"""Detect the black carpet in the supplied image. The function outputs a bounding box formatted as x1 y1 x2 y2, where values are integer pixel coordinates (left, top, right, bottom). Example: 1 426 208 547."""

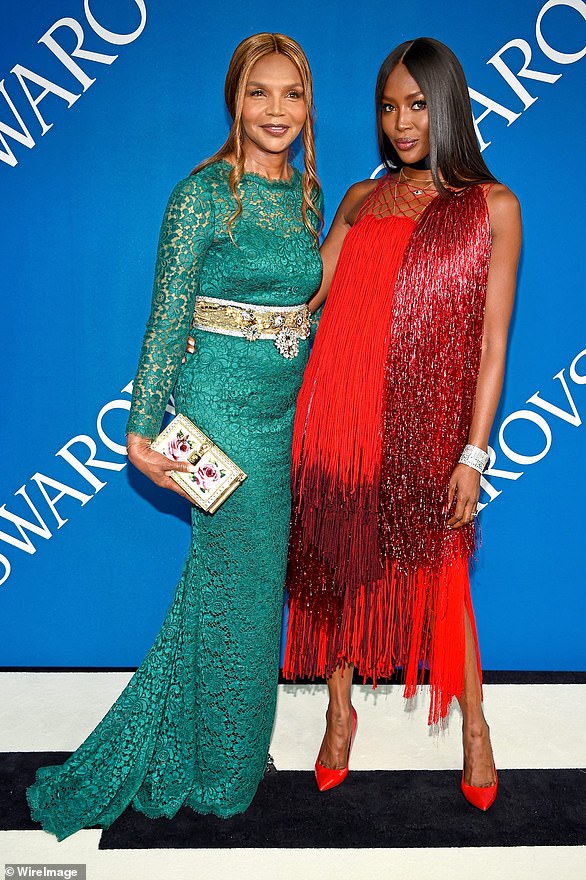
4 753 585 848
0 751 101 835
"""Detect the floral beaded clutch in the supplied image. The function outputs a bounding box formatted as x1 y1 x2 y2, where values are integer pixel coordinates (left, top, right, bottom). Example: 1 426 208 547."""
151 414 247 514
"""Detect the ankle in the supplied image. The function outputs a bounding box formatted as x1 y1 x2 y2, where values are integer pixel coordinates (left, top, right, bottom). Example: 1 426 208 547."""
326 702 352 723
463 719 489 736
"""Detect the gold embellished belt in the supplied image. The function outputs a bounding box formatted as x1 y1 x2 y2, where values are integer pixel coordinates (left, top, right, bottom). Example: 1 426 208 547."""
192 296 311 359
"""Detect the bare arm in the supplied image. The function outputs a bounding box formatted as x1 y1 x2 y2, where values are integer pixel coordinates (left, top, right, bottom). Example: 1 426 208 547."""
448 184 522 528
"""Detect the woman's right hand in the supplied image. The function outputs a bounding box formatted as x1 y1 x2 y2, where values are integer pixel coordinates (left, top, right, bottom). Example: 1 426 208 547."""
126 433 196 503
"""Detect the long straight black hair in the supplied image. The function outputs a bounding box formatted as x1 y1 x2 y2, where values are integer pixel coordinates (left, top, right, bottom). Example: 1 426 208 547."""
375 37 497 195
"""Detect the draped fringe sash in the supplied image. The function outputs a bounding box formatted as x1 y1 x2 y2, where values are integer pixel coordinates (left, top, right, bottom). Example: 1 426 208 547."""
284 185 492 724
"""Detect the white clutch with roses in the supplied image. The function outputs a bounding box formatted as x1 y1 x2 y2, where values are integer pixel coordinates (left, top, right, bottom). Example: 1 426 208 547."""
150 414 247 514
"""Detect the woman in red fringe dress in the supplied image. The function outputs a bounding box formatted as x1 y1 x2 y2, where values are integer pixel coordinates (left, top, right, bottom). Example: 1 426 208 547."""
283 37 522 810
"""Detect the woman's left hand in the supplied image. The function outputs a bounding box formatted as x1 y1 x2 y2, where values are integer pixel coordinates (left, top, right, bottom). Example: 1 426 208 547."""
447 463 481 529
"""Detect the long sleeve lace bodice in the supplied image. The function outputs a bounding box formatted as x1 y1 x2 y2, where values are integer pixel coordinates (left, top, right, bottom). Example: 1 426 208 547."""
126 161 323 439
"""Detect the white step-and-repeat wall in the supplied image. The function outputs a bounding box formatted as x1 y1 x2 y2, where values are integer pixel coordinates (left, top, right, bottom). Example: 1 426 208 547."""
1 0 585 669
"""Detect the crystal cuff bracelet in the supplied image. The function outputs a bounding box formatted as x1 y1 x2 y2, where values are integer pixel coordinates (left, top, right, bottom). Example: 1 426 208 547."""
458 444 489 474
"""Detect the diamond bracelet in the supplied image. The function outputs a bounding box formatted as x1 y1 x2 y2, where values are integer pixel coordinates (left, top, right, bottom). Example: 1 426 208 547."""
458 444 489 474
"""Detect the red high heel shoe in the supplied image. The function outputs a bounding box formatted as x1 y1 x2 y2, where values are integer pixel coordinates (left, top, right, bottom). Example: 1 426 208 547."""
314 706 358 792
461 765 498 811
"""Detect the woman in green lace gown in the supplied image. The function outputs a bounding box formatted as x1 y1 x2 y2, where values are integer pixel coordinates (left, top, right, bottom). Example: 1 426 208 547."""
27 34 323 840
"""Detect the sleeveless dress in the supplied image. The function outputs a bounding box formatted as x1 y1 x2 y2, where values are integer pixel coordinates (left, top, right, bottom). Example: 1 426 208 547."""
27 160 323 840
284 175 488 725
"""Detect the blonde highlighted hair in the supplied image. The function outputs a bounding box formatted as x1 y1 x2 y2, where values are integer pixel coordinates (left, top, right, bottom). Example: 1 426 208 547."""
192 32 322 242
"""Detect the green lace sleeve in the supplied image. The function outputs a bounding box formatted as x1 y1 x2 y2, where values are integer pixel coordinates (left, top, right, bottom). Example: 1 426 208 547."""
126 176 215 439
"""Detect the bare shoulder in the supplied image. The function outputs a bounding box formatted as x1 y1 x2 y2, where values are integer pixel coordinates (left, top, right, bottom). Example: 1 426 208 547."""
486 183 521 234
339 177 381 225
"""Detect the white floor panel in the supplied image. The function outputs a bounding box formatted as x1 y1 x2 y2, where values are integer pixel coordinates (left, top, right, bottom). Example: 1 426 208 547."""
0 833 585 880
0 673 134 753
1 674 584 770
273 682 586 770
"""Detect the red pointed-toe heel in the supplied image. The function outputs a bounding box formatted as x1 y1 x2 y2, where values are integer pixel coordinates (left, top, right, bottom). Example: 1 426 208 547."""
314 706 358 792
461 765 498 811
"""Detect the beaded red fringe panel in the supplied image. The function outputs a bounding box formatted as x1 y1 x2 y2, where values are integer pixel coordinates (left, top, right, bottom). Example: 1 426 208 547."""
379 184 492 571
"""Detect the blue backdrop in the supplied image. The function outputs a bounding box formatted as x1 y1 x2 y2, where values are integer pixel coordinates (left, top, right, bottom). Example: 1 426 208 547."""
1 0 585 669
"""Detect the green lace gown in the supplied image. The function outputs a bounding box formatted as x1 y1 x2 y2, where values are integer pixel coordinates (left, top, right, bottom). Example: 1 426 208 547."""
26 160 323 840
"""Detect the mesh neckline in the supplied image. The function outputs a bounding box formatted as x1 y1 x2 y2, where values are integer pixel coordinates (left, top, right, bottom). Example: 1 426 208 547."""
358 175 492 226
217 159 300 189
364 174 439 223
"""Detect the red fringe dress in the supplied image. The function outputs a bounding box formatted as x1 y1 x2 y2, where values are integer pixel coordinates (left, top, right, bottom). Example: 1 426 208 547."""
283 177 492 725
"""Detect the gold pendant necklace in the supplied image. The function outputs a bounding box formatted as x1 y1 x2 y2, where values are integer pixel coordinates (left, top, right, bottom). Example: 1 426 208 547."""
399 167 435 195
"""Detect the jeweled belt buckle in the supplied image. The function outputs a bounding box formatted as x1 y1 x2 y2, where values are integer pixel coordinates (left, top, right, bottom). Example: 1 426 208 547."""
273 306 310 358
274 328 300 358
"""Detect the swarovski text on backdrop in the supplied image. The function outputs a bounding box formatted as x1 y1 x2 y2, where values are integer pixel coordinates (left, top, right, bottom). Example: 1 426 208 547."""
0 0 147 167
2 2 585 166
